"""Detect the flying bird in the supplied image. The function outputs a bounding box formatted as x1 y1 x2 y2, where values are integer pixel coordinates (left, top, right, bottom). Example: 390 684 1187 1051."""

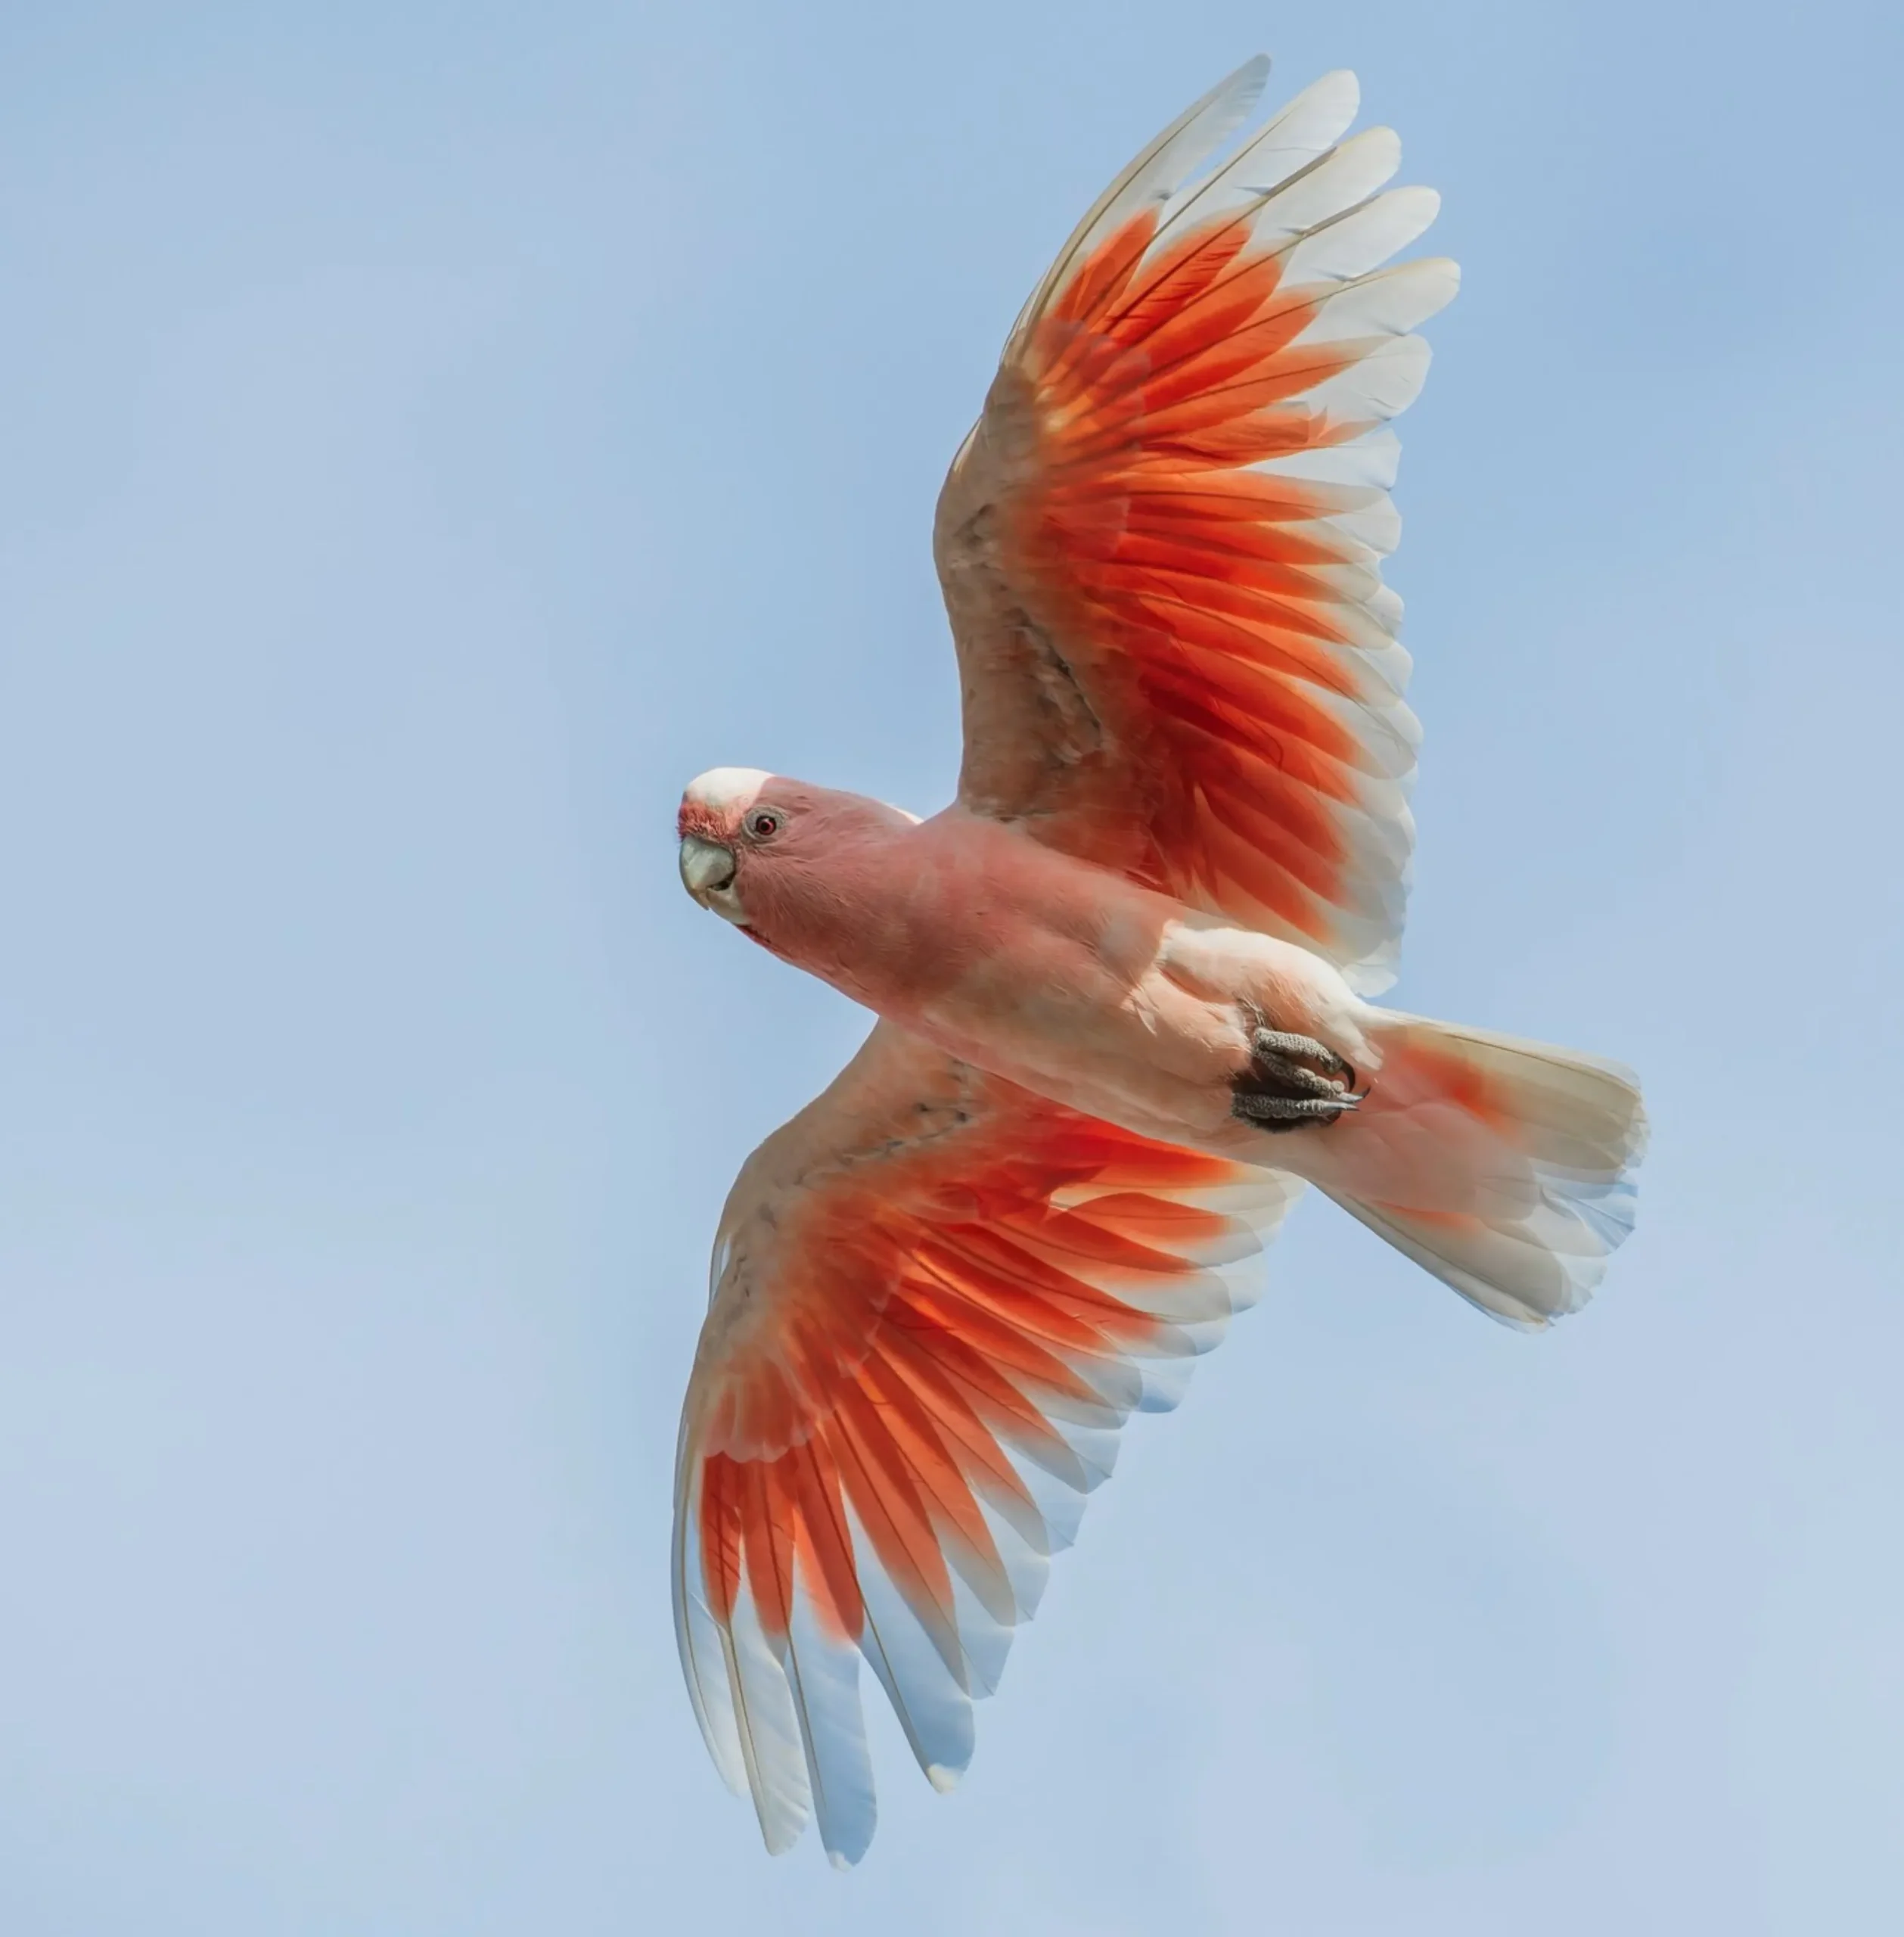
669 58 1645 1866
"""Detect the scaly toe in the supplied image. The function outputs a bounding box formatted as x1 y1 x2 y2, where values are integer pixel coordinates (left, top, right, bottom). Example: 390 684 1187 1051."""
1232 1090 1359 1131
1251 1029 1356 1090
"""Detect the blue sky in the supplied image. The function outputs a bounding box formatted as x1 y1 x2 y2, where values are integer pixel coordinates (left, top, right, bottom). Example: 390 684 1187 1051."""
2 2 1900 1930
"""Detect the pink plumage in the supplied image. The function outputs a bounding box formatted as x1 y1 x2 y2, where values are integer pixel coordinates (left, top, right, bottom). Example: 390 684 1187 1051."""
669 60 1645 1867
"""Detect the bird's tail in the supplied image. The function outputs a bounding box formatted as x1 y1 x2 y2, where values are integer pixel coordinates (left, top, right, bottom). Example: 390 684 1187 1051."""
1304 1012 1648 1327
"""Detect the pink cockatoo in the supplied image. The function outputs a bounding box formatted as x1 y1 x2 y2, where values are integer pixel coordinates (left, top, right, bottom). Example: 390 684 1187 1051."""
669 58 1645 1866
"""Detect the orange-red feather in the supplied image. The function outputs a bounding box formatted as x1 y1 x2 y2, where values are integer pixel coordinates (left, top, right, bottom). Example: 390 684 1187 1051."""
687 1090 1257 1659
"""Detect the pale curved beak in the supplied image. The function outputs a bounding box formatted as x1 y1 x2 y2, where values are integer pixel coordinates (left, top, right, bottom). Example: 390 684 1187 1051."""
679 833 738 902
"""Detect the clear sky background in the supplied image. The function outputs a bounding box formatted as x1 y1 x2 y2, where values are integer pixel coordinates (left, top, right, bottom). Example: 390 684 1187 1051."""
2 3 1900 1931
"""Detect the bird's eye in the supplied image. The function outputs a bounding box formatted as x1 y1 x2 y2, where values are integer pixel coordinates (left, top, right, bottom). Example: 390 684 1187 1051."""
745 809 781 840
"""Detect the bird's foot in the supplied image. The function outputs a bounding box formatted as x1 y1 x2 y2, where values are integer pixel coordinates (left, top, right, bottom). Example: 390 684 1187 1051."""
1232 1029 1365 1133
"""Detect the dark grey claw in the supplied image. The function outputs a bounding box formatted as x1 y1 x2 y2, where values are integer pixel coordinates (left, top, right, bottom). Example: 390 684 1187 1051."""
1232 1026 1365 1133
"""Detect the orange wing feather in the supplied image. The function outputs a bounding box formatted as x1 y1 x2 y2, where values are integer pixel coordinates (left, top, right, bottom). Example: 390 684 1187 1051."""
936 68 1455 991
672 1024 1299 1864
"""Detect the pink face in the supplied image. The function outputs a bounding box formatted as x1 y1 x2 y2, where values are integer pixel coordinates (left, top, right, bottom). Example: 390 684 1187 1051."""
676 766 790 929
677 766 922 951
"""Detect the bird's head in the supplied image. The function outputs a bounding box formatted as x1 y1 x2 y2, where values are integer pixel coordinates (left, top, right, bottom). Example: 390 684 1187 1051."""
676 767 918 941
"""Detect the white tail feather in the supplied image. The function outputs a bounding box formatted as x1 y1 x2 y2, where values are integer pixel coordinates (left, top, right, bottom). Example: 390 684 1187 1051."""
1307 1013 1647 1328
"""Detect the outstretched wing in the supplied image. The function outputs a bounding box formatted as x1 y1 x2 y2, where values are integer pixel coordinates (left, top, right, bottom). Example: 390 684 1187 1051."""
672 1023 1301 1865
935 60 1455 993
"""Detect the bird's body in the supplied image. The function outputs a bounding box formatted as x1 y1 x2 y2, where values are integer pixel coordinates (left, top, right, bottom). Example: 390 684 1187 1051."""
665 59 1648 1867
686 782 1359 1150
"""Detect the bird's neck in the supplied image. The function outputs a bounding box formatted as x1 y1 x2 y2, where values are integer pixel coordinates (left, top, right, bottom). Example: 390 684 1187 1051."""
740 816 955 1012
